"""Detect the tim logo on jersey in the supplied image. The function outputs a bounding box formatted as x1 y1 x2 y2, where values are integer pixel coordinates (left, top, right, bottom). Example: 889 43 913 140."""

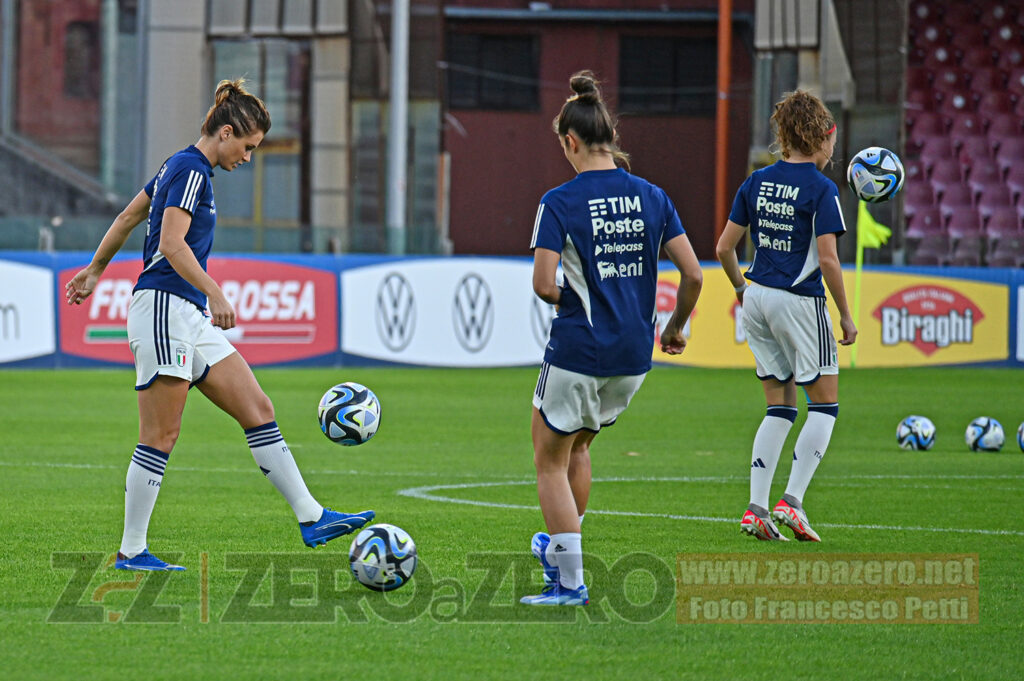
756 181 798 218
589 196 646 241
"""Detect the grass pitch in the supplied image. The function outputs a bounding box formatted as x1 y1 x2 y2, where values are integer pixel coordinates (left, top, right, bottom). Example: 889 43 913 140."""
1 366 1022 680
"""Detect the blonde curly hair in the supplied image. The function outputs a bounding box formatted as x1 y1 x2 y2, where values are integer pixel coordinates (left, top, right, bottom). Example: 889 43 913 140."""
770 90 835 159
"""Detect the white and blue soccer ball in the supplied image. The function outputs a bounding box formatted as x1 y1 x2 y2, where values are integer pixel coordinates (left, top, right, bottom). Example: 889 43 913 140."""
349 523 417 591
965 417 1004 452
318 382 381 445
897 415 936 451
847 146 905 203
1017 422 1024 453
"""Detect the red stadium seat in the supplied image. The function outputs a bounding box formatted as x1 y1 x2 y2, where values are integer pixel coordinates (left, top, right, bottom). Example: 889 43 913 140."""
948 113 986 144
1006 67 1024 98
906 66 934 92
909 1 937 24
905 88 938 113
966 160 1004 197
994 137 1024 174
978 187 1015 223
949 24 987 51
932 67 972 95
914 22 949 48
979 4 1019 30
904 157 928 183
985 112 1023 137
960 46 998 69
1005 165 1024 202
950 238 983 267
929 161 964 196
904 180 938 211
945 205 983 239
996 45 1024 70
909 235 951 266
919 135 955 162
935 93 976 116
922 45 958 70
985 206 1022 240
958 136 995 167
976 91 1014 118
985 234 1024 267
937 182 973 205
906 206 945 241
969 67 1007 93
991 23 1023 50
944 3 980 28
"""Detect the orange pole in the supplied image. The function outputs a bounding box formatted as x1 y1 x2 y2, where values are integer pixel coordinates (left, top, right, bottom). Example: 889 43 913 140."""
714 0 734 243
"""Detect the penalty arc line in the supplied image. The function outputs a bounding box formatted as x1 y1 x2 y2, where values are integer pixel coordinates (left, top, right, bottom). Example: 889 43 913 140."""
396 478 1024 537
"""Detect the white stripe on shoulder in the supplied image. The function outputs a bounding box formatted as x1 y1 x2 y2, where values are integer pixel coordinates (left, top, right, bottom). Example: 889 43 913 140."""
180 170 203 212
833 195 847 232
530 203 545 248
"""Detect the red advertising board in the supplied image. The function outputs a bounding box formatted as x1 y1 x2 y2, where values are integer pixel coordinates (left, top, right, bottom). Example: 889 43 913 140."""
59 257 337 365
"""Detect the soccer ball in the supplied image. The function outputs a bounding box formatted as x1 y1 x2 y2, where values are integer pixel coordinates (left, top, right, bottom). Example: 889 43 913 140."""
1017 422 1024 452
847 147 905 203
897 415 936 451
965 417 1004 452
317 382 381 445
349 523 417 592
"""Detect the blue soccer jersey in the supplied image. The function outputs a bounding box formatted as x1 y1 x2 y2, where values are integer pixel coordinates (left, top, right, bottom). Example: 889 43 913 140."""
728 161 846 297
134 146 216 310
530 167 685 376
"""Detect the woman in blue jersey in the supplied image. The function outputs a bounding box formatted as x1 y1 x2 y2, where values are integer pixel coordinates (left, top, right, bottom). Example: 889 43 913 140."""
65 79 373 571
716 90 857 543
521 72 703 606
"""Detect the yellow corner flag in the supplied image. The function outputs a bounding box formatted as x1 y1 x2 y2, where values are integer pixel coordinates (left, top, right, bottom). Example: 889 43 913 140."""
856 200 892 249
851 201 891 367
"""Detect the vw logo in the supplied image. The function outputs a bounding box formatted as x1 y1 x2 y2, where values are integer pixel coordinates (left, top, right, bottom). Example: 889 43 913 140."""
530 297 555 349
452 273 493 353
375 273 415 352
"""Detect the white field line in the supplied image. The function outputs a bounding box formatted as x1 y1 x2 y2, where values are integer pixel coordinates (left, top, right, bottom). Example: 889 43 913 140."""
396 478 1024 537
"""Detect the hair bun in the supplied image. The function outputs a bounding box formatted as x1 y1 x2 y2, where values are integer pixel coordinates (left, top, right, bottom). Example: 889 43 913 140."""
569 70 600 101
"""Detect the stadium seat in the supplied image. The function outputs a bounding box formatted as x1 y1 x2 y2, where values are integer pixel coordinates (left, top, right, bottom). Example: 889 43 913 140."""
949 236 983 267
949 25 987 52
994 137 1024 175
1005 165 1024 201
979 4 1019 30
929 161 964 196
909 1 936 24
984 206 1022 241
988 234 1024 266
914 22 949 48
905 88 938 113
977 187 1015 223
957 136 995 167
1006 67 1024 98
960 46 998 70
996 45 1024 70
937 182 973 206
945 205 984 239
906 66 934 92
904 157 927 183
991 24 1023 51
969 67 1007 94
906 206 945 241
966 160 1004 197
935 93 975 117
908 235 951 266
907 113 948 155
943 3 980 28
904 181 938 211
922 46 957 70
919 135 955 164
932 67 972 95
948 114 986 146
985 112 1023 138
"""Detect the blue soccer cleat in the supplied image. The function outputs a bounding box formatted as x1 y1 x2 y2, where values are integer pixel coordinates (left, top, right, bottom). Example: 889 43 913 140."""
520 583 589 606
115 548 185 571
300 507 375 548
530 532 560 586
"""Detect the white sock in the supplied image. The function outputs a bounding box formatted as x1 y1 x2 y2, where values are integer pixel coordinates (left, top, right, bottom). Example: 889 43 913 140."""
246 422 322 523
546 532 583 590
119 445 169 557
749 406 797 509
784 404 838 503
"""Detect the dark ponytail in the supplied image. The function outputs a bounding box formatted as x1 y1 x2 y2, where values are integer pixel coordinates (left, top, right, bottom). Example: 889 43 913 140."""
201 78 272 137
553 71 630 170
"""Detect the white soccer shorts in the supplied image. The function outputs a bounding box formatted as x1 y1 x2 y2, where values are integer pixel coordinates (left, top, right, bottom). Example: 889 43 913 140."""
532 362 646 435
741 283 839 385
127 288 236 390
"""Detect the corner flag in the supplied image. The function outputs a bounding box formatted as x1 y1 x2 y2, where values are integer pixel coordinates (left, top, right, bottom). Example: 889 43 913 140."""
852 201 891 366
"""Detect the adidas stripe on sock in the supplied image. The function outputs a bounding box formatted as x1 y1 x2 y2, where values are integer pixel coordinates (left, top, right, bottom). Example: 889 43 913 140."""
245 421 322 523
119 444 169 558
749 406 797 509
